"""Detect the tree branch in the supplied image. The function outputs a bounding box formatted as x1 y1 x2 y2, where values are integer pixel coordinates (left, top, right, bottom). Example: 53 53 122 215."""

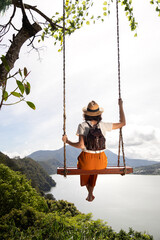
0 0 43 86
0 5 17 41
0 22 42 86
15 2 63 30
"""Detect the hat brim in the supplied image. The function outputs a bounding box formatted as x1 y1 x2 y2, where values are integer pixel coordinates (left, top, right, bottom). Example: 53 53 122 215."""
82 107 104 116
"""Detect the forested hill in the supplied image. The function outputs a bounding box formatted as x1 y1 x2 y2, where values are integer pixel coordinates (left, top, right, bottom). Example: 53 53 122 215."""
0 164 153 239
29 146 159 174
133 163 160 175
0 152 56 192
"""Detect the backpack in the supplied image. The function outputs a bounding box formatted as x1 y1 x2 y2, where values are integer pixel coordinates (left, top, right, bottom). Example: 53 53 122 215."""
84 122 106 151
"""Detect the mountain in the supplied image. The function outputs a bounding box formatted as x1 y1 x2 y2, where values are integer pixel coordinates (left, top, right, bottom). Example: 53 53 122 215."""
0 152 56 192
28 146 159 174
133 163 160 175
29 146 81 167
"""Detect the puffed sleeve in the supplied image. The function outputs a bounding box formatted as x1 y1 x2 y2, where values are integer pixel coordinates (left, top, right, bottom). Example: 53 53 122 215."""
76 123 85 136
105 122 113 131
100 122 113 133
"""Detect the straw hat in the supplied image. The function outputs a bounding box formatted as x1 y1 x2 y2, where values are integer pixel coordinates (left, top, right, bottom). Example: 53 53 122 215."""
82 101 104 116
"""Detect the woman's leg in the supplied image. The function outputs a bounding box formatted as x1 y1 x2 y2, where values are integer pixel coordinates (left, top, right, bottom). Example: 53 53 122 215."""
86 185 95 201
80 175 97 201
86 175 97 202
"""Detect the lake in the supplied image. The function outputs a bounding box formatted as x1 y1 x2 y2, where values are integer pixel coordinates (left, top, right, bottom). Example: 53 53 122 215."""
48 174 160 240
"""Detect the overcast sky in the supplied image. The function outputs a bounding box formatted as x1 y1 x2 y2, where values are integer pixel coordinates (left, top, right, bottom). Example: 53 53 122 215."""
0 0 160 162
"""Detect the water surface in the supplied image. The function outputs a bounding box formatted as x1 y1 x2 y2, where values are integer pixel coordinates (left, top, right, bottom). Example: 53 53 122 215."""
49 174 160 239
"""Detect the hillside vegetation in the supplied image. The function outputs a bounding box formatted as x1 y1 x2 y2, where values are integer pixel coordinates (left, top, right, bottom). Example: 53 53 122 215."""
0 164 153 239
0 152 56 192
134 163 160 175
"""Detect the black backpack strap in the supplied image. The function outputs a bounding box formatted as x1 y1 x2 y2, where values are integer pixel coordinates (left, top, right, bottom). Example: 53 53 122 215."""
86 121 99 129
85 121 92 128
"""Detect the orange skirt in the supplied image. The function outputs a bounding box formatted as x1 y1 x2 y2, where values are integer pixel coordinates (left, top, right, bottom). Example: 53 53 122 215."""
77 151 107 187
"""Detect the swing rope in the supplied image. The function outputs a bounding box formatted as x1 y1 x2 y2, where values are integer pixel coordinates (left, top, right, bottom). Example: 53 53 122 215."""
116 0 126 171
63 0 67 177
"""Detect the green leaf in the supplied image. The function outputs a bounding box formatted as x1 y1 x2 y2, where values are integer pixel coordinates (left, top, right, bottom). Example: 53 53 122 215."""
134 33 137 37
125 6 129 11
128 16 132 21
24 67 28 77
24 82 30 95
65 0 69 6
19 69 22 77
103 12 107 16
41 34 44 41
26 101 36 110
11 92 21 98
103 1 107 5
86 21 90 25
27 81 31 89
103 7 107 11
16 80 24 94
3 91 8 101
1 55 10 72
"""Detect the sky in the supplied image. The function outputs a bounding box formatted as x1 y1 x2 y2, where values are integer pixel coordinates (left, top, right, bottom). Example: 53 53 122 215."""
0 0 160 161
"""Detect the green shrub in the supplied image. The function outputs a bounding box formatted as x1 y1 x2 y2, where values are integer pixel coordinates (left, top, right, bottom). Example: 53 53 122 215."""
46 199 81 216
0 164 48 217
0 164 153 240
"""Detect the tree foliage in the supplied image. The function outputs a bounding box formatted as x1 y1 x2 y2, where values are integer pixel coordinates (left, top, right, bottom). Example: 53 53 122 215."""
0 163 154 239
150 0 160 16
0 0 12 13
0 152 56 192
0 164 48 217
0 61 35 110
40 0 138 50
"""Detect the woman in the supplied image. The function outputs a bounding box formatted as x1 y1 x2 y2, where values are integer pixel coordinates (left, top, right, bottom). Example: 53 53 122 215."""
62 99 126 202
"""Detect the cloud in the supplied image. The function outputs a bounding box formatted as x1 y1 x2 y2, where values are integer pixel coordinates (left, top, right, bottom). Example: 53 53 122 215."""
125 129 156 147
115 125 160 161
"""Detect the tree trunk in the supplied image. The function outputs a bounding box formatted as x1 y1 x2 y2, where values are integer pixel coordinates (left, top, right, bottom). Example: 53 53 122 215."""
0 22 41 85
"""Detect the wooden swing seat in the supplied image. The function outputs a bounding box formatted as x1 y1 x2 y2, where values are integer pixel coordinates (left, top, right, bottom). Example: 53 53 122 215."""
57 166 133 175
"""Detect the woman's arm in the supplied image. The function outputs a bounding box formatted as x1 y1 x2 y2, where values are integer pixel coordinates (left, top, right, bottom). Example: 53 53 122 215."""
62 134 85 149
112 99 126 130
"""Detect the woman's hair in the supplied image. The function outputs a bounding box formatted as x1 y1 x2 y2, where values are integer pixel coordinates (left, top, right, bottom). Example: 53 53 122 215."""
84 114 102 122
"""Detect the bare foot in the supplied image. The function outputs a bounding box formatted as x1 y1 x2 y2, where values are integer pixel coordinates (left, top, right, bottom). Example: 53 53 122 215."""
86 196 89 201
86 195 95 202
